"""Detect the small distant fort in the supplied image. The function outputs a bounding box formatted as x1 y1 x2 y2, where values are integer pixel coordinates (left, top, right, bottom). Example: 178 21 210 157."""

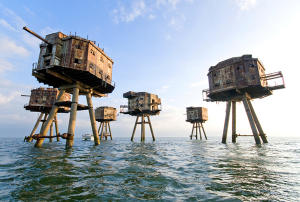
120 91 161 141
186 107 208 140
95 106 117 140
202 54 285 144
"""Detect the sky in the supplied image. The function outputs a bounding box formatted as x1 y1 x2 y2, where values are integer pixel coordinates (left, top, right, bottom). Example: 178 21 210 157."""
0 0 299 140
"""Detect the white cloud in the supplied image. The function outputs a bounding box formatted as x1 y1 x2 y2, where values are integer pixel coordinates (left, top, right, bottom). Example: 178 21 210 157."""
149 14 156 20
235 0 259 10
190 80 208 87
160 85 170 92
0 60 15 73
165 33 172 40
0 19 17 31
41 26 57 36
23 5 34 15
166 12 186 29
2 7 26 30
111 0 146 23
0 37 30 58
168 0 181 9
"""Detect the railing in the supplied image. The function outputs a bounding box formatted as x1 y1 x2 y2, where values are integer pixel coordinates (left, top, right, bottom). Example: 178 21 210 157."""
202 88 211 101
262 71 285 90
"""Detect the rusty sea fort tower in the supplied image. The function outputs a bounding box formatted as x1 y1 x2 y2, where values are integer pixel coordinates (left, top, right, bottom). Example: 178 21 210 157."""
23 87 71 142
202 55 285 144
23 27 115 147
120 91 161 141
186 107 208 140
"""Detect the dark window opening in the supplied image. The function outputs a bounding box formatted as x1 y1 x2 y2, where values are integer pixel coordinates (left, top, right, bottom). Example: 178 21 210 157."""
214 83 220 87
251 75 256 80
76 45 84 49
226 80 232 84
74 59 82 64
237 66 242 70
89 63 94 69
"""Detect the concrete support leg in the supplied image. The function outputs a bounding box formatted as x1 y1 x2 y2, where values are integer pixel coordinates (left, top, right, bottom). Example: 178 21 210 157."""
190 123 195 140
247 99 268 143
49 122 53 142
35 90 66 148
242 97 261 144
141 115 145 141
222 101 232 144
54 115 60 141
100 122 104 140
131 116 139 141
86 93 100 145
105 122 108 140
201 123 207 140
28 112 44 142
147 116 155 141
195 122 198 140
66 88 79 147
108 122 113 140
198 122 202 140
98 122 103 139
40 113 48 133
232 101 237 143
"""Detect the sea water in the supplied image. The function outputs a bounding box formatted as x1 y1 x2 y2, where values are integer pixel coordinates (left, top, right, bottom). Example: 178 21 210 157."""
0 136 299 201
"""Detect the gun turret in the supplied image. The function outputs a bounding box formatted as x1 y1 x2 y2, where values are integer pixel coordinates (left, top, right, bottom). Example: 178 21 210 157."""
23 26 52 45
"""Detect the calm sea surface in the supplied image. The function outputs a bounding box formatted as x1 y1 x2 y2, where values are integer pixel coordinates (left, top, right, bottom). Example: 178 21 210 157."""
0 136 299 201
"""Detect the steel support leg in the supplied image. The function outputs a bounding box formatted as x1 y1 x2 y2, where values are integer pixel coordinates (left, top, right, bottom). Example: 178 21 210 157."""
131 116 139 141
232 101 237 143
35 90 66 148
86 93 100 145
28 112 44 142
105 122 108 140
66 88 79 147
247 99 268 143
98 122 103 140
222 101 232 143
201 123 207 140
54 115 60 141
147 116 155 141
242 97 261 144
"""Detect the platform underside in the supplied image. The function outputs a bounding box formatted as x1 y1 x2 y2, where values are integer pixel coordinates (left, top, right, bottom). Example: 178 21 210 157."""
207 86 274 102
186 119 206 123
24 106 69 113
32 66 114 94
96 119 115 122
121 110 161 116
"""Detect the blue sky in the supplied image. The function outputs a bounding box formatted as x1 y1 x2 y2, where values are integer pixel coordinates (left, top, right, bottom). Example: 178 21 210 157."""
0 0 299 139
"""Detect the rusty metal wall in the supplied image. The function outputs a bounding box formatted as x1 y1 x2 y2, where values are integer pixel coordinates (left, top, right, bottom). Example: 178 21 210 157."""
36 32 114 85
208 55 266 94
28 87 70 107
126 92 161 112
95 107 117 121
186 107 208 122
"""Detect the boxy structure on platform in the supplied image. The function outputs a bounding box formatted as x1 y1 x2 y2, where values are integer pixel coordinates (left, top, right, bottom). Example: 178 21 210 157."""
202 55 285 144
186 107 208 140
95 106 117 140
120 91 162 141
24 27 115 147
24 87 71 142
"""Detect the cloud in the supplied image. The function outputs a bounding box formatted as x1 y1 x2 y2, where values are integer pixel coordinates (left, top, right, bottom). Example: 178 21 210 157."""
190 80 208 87
2 6 26 30
41 26 57 36
168 0 181 9
111 0 146 23
0 37 30 58
166 12 186 30
0 19 17 31
165 33 172 40
160 85 170 92
23 5 34 15
148 14 156 20
235 0 258 10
